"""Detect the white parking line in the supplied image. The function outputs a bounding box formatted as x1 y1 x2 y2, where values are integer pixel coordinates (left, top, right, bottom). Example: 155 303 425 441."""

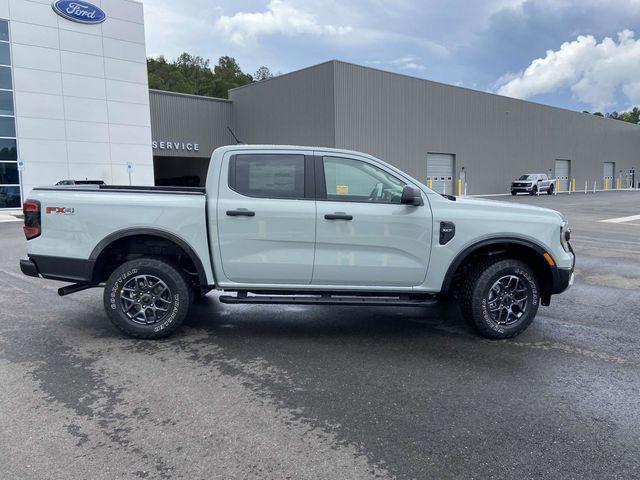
600 214 640 224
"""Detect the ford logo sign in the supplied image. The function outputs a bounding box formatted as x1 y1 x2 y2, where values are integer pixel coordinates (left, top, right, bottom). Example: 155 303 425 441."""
51 1 106 24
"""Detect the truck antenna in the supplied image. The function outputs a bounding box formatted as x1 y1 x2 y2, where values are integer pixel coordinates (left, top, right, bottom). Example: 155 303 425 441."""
227 126 243 144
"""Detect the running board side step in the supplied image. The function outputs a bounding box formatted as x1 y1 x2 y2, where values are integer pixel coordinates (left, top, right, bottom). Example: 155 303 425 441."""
219 293 438 307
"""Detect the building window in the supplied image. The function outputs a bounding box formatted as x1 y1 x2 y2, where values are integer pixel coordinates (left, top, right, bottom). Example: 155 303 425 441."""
0 21 7 42
0 90 13 116
0 185 19 208
0 19 19 209
0 161 17 183
0 66 11 90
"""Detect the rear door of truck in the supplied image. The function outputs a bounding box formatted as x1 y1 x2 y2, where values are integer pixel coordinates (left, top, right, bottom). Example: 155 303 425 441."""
215 149 316 285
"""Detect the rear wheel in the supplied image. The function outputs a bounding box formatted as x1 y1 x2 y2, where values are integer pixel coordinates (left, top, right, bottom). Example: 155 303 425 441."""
104 258 193 339
460 258 540 339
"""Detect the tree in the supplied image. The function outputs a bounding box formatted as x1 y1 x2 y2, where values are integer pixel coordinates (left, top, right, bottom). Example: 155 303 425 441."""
585 108 640 123
147 53 260 99
212 56 254 98
254 66 274 82
607 107 640 124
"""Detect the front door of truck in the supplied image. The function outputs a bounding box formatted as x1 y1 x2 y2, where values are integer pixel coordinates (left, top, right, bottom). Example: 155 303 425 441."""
217 151 316 285
312 154 432 287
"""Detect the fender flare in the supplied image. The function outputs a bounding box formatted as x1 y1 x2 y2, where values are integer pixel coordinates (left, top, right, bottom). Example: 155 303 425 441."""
89 228 209 287
440 236 558 293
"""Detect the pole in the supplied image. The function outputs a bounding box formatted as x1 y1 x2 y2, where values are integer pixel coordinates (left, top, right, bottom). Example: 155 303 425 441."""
593 181 596 193
18 169 24 207
584 181 587 194
128 170 131 186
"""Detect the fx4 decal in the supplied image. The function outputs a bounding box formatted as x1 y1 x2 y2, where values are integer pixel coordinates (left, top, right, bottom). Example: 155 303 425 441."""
46 207 75 215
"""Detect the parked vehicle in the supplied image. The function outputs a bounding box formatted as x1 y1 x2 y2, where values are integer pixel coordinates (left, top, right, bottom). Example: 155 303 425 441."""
55 180 106 186
511 174 555 195
20 145 574 340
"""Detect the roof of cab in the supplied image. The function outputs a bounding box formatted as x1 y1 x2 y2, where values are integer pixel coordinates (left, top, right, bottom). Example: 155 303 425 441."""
212 144 378 159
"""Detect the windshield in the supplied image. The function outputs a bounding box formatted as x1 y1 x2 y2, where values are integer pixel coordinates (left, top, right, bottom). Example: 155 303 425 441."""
518 175 533 180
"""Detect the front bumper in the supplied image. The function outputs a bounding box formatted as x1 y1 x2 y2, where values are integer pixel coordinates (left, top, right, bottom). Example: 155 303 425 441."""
553 268 574 294
551 243 575 294
511 184 533 192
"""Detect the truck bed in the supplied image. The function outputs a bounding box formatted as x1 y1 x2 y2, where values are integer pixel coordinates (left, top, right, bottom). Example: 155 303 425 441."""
34 185 206 195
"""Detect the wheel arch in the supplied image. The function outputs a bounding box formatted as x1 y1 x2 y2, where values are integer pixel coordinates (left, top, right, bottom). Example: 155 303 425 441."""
89 228 209 287
441 236 559 304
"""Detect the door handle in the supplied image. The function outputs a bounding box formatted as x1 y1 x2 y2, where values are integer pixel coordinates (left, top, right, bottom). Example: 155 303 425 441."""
226 209 255 217
324 213 353 221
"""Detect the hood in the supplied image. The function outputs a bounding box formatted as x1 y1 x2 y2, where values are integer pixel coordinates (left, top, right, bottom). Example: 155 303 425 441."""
441 196 565 223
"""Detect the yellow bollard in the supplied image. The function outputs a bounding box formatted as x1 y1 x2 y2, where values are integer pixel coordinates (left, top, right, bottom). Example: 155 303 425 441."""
428 178 433 189
604 178 608 190
556 178 560 192
616 177 621 190
457 178 462 197
572 178 576 192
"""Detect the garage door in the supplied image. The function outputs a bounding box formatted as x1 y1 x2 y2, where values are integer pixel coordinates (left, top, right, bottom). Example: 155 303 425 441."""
603 162 615 188
427 154 454 194
555 159 570 192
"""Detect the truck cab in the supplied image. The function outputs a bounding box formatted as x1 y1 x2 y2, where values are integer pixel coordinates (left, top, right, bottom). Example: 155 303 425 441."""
20 145 575 340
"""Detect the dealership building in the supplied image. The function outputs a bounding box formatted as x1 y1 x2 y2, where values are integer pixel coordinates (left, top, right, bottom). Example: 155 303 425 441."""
2 0 639 209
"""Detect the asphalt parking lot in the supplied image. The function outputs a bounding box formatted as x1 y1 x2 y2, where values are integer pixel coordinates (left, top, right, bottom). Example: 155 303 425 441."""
1 191 639 480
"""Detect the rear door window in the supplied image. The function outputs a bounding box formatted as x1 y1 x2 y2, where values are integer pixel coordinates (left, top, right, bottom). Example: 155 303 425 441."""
230 154 305 199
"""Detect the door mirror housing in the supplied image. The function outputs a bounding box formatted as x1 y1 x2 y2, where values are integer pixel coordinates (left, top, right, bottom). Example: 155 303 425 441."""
400 185 422 206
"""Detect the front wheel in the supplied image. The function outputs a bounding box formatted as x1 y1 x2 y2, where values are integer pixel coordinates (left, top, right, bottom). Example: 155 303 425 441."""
530 186 538 195
104 258 193 339
460 258 540 339
547 184 554 195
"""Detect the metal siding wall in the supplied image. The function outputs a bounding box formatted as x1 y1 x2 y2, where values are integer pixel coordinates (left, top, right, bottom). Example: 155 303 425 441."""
229 62 336 148
149 90 234 158
332 62 640 194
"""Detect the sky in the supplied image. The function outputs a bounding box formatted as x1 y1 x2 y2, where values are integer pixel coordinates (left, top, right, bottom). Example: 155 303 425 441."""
142 0 640 113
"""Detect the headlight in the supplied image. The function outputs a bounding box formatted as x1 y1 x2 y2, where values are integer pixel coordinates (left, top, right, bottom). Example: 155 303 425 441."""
560 221 571 252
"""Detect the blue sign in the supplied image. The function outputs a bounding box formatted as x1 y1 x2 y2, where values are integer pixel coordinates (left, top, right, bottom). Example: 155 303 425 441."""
51 1 106 24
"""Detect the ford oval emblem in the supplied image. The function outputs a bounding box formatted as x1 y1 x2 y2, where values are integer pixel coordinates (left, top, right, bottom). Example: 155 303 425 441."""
51 1 106 24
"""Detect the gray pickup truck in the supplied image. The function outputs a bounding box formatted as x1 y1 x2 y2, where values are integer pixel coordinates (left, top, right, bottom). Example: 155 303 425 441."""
511 173 555 195
20 145 574 340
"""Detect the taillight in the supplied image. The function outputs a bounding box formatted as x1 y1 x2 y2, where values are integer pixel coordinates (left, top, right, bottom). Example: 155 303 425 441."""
23 200 41 240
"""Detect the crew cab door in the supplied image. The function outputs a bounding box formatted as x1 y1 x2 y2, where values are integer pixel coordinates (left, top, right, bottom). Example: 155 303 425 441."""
312 153 432 287
216 150 316 284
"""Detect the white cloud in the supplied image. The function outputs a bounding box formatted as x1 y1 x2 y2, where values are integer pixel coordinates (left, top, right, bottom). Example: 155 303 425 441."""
496 29 640 110
215 0 352 45
391 56 427 71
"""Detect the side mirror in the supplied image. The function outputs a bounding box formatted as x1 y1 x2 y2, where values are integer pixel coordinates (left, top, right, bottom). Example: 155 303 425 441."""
400 185 422 206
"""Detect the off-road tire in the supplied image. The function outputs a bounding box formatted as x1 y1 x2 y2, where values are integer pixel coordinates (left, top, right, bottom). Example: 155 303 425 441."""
460 257 540 339
104 258 193 339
